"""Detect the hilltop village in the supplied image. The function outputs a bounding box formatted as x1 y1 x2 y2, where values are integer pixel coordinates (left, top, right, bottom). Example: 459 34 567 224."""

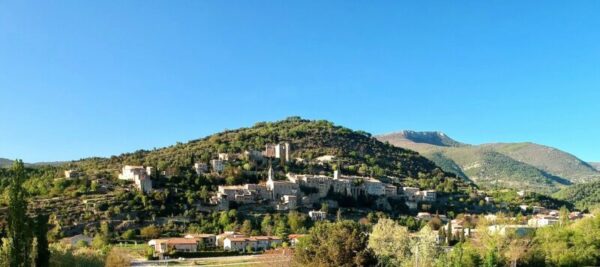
55 142 592 261
107 142 438 213
3 118 598 266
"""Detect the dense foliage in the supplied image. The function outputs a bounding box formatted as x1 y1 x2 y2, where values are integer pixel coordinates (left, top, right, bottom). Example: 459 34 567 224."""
554 180 600 210
294 220 376 266
70 117 457 182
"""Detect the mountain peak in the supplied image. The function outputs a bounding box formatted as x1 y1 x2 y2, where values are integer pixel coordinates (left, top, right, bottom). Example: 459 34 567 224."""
378 130 465 147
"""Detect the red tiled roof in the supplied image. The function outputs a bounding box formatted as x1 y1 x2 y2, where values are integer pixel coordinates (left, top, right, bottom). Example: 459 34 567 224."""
288 234 306 239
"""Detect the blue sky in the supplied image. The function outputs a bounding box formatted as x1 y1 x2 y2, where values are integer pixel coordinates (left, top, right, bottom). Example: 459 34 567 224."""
1 1 599 162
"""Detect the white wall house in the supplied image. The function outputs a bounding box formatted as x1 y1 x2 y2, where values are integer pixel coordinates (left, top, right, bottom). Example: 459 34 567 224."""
309 210 327 221
223 236 282 252
119 165 152 193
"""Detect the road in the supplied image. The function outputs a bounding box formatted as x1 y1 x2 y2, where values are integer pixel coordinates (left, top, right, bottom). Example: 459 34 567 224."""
131 254 291 267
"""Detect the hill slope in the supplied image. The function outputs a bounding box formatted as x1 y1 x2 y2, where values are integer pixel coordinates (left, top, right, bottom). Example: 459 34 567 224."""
378 131 465 147
376 131 600 193
0 158 12 168
554 180 600 210
590 162 600 171
72 117 460 185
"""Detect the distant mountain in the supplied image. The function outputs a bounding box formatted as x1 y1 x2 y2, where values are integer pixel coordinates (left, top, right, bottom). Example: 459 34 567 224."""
0 158 13 168
0 158 65 168
378 131 465 147
376 132 600 193
590 162 600 171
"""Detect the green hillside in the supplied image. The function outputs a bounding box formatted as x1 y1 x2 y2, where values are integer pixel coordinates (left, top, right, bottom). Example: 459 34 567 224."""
486 143 600 183
72 117 454 183
427 147 568 194
554 180 600 210
377 131 599 193
0 118 475 242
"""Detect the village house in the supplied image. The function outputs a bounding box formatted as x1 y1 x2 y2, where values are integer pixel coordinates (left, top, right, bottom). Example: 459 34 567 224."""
210 159 224 173
216 231 246 247
184 233 217 248
276 194 297 210
223 236 282 252
444 219 474 238
402 187 437 202
402 187 420 201
287 170 396 199
148 238 199 254
416 212 432 221
528 215 559 227
264 142 291 162
488 225 536 237
64 169 81 179
418 190 437 202
193 162 208 175
288 234 306 247
118 165 152 193
315 155 336 164
309 210 327 221
244 150 264 161
218 153 230 161
267 167 299 199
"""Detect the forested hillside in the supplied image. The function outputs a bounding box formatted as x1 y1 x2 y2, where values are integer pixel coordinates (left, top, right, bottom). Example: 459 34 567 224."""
377 131 600 193
71 117 458 184
554 180 600 210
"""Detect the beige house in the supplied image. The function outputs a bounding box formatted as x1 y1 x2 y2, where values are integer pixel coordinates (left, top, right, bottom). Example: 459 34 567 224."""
148 238 199 254
223 236 282 252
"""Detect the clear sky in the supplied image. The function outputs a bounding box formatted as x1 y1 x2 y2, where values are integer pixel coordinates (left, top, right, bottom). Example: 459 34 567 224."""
1 1 599 162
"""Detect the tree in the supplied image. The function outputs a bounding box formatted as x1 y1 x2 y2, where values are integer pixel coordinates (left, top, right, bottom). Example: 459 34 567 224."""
559 206 569 226
105 248 131 267
368 218 411 266
140 225 161 239
240 220 253 237
274 220 289 241
120 229 136 240
412 225 440 267
287 211 307 234
294 220 375 267
261 215 274 236
33 214 49 267
6 160 32 267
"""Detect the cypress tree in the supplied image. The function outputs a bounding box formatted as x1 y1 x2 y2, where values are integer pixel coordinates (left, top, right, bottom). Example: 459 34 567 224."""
34 214 49 267
6 160 32 267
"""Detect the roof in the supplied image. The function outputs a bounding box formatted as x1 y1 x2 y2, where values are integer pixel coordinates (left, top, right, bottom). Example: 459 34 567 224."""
288 234 306 239
153 238 199 245
185 233 216 238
